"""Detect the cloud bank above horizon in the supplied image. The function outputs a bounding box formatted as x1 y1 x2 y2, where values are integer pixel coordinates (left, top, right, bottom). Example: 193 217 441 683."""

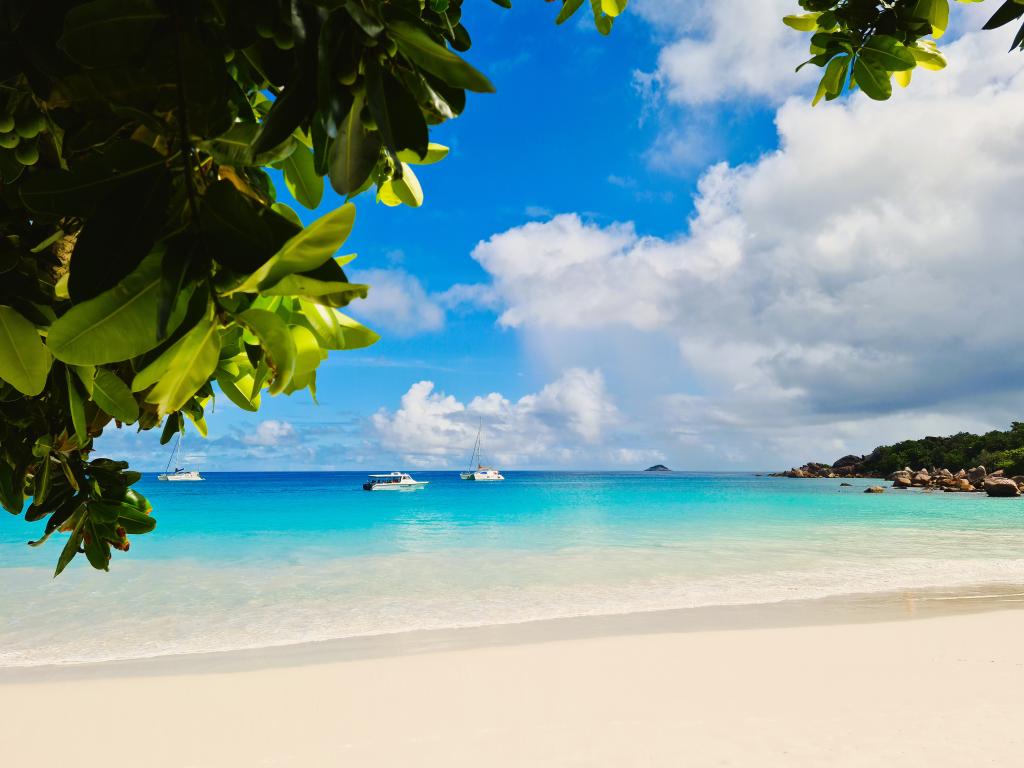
99 3 1024 472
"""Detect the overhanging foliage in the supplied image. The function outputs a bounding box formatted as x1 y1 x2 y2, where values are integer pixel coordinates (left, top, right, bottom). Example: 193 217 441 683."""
0 0 623 575
784 0 1024 102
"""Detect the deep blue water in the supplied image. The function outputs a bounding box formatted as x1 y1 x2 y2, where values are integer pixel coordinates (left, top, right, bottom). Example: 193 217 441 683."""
2 472 1023 665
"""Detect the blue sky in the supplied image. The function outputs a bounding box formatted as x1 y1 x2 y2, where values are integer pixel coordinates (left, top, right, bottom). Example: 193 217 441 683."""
102 1 1024 471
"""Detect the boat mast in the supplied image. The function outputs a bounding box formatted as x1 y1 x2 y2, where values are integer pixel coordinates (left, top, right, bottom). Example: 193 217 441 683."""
468 420 482 470
165 431 183 473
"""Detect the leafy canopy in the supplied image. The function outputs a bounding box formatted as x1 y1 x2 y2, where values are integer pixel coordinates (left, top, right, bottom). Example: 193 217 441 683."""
784 0 1024 102
0 0 623 576
859 422 1024 476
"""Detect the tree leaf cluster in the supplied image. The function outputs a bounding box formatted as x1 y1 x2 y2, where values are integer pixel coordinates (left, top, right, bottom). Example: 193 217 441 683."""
783 0 1020 102
0 0 612 574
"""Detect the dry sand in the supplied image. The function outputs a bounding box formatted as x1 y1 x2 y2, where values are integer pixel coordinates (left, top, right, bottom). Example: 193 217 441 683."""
3 608 1024 767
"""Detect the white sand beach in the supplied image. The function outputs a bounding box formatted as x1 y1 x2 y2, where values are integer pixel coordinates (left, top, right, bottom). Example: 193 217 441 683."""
3 606 1024 767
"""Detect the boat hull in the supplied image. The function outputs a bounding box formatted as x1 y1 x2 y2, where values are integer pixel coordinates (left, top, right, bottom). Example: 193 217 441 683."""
461 470 504 481
158 472 204 482
363 482 428 491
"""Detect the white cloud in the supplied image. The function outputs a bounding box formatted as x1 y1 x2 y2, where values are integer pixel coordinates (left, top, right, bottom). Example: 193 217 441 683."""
244 420 296 447
371 369 632 468
434 282 500 312
637 0 814 106
349 268 445 337
468 31 1024 466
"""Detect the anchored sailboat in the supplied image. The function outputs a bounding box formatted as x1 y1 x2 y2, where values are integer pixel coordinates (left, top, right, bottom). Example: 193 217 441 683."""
157 432 204 482
460 422 504 481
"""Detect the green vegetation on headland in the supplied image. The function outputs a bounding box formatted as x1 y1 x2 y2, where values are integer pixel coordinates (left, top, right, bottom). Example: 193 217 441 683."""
777 423 1024 496
858 423 1024 478
780 423 1024 478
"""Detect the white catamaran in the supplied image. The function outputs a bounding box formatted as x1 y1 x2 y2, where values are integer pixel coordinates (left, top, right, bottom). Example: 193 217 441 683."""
460 422 504 481
157 432 204 482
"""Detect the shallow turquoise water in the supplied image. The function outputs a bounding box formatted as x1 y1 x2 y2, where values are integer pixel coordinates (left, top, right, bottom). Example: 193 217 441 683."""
2 472 1023 666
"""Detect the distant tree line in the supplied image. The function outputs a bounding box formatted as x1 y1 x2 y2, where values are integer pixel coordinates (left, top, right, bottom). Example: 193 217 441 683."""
860 423 1024 476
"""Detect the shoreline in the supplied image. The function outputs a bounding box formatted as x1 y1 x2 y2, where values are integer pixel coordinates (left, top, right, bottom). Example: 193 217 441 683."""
5 580 1024 682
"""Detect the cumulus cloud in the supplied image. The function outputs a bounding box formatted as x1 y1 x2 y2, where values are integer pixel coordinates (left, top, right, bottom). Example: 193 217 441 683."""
371 369 641 467
434 282 501 313
349 268 445 336
635 0 813 106
244 420 296 447
469 31 1024 465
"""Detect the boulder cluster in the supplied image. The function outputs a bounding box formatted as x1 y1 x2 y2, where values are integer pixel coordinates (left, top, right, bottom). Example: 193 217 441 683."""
888 466 1023 497
774 458 1023 497
773 454 872 479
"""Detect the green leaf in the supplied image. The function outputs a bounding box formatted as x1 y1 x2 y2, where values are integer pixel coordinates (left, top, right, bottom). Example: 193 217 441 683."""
290 324 322 376
271 202 303 227
48 250 189 366
910 40 947 70
927 0 950 38
392 162 424 208
281 146 323 209
54 510 87 577
589 0 613 34
0 460 24 514
859 35 916 72
251 79 315 157
115 504 156 534
199 122 298 167
397 143 449 165
388 21 495 94
334 311 379 350
83 520 111 571
365 61 428 159
215 371 260 411
225 204 356 295
238 309 296 395
262 273 369 307
72 365 96 397
556 0 585 24
65 368 88 447
812 54 850 105
297 299 345 349
783 13 821 32
983 0 1024 31
329 97 382 197
853 55 892 100
137 306 221 416
92 369 139 423
0 305 51 396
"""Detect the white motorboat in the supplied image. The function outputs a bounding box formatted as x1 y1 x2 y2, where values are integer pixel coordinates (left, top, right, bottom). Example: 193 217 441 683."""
460 422 504 481
157 432 204 481
363 472 429 491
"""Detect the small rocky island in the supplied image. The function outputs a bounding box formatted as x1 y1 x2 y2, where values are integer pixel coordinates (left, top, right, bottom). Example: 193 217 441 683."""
645 464 672 472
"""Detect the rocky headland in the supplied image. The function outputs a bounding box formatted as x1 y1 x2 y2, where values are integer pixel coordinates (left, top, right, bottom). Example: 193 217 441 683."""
773 457 1023 497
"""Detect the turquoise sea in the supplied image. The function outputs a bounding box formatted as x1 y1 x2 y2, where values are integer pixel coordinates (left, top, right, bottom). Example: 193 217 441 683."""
2 472 1023 667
